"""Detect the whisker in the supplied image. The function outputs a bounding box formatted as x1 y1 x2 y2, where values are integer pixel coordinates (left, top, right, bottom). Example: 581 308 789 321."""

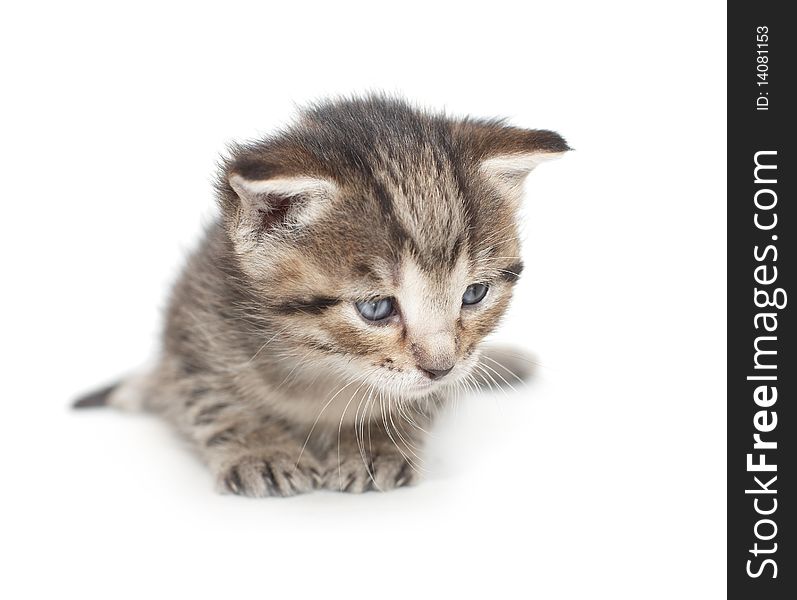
481 354 525 384
380 391 424 474
292 370 375 475
336 375 374 490
479 360 521 394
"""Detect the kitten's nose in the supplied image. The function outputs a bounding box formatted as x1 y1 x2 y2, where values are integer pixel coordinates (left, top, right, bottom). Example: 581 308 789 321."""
420 365 454 380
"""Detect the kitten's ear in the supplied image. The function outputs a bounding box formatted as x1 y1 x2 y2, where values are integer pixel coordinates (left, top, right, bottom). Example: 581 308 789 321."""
226 171 337 234
462 122 570 197
479 146 567 182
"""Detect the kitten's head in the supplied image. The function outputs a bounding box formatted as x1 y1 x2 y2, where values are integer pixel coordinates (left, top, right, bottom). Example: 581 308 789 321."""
217 96 568 398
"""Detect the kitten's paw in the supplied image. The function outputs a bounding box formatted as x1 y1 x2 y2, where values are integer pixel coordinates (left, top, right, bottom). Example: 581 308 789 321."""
326 453 421 493
217 451 323 498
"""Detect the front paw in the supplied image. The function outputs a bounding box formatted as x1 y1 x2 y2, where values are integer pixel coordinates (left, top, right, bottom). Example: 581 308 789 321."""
325 452 420 493
217 451 323 498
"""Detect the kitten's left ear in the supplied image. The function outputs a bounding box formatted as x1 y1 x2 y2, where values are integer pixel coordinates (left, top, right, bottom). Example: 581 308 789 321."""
479 145 567 182
462 122 570 197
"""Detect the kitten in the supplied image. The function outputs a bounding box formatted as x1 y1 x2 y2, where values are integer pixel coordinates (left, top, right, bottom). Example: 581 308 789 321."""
74 96 568 497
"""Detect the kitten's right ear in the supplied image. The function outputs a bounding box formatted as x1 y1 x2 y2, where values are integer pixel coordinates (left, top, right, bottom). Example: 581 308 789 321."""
225 170 337 235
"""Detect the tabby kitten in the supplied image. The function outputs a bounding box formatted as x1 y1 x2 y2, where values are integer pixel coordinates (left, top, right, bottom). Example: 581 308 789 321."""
75 96 568 497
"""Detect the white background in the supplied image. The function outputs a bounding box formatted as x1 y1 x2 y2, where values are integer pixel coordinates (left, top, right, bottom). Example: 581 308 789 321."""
1 1 726 598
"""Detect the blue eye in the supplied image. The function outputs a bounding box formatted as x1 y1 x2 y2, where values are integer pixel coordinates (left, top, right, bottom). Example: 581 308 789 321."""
355 297 395 322
462 283 489 305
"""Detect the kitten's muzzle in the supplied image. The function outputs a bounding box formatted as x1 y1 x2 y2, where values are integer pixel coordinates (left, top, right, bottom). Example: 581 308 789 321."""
410 335 456 381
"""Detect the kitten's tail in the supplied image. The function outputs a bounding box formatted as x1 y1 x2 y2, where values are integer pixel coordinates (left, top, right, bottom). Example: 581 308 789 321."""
72 381 119 408
72 372 149 411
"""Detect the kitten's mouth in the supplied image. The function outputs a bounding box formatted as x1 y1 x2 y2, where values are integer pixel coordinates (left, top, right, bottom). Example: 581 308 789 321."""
366 374 440 400
410 378 435 391
357 356 477 399
399 382 438 399
398 369 466 399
